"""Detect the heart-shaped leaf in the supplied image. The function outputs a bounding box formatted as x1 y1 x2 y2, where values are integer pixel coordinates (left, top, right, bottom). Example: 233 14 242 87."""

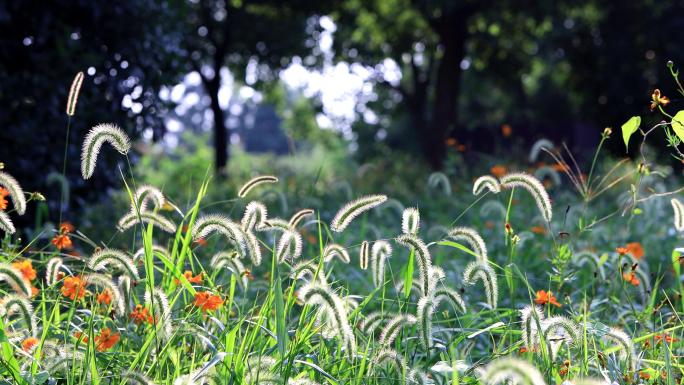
621 116 641 152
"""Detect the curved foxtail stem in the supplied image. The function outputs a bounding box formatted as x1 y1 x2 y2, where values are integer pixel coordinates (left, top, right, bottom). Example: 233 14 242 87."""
330 195 388 232
402 207 420 235
371 241 392 287
395 234 432 296
463 261 498 308
238 175 278 198
473 175 501 195
446 227 488 261
80 123 131 179
66 71 84 116
500 172 553 222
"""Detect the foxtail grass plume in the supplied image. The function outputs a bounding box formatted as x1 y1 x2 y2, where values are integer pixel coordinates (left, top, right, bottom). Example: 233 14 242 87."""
572 251 605 279
122 370 159 385
372 348 407 376
289 209 314 228
396 234 433 295
0 212 15 234
290 260 326 285
359 241 369 270
242 201 268 231
0 294 37 337
0 171 26 215
0 263 32 297
446 227 488 261
481 357 547 385
244 356 280 385
371 240 392 287
473 175 501 195
298 283 356 360
66 71 84 116
417 288 466 350
241 229 263 266
145 287 173 342
45 257 64 285
84 274 126 315
603 327 636 370
80 123 131 179
463 261 498 308
433 287 467 314
427 172 451 196
117 211 177 234
541 316 579 358
131 184 165 213
402 207 420 235
238 175 278 198
88 248 140 280
276 229 303 262
520 305 544 350
672 198 684 231
500 172 553 222
379 313 417 346
133 244 170 263
323 243 350 264
330 195 388 232
528 138 554 163
211 251 249 288
193 214 246 257
262 217 291 232
359 311 391 334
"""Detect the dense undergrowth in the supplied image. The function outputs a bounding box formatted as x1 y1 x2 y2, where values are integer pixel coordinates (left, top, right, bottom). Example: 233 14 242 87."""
1 68 684 385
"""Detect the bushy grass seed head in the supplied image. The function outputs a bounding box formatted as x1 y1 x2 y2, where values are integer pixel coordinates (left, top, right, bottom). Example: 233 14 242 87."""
145 287 173 342
117 210 177 234
193 214 247 256
46 257 64 285
81 123 131 179
0 294 37 337
395 234 432 296
84 273 126 315
603 327 635 370
359 241 369 270
276 229 303 263
473 175 501 195
323 243 350 264
211 251 249 287
0 211 15 234
427 172 451 196
463 261 498 308
402 207 420 235
371 240 392 287
520 305 544 350
500 172 553 222
379 313 416 346
242 201 268 231
529 138 554 163
433 287 467 314
289 209 314 228
0 263 32 297
0 171 26 215
66 71 84 116
122 370 159 385
372 348 407 376
88 248 139 280
238 175 279 198
672 198 684 231
446 227 488 261
482 357 547 385
330 195 388 232
131 184 165 213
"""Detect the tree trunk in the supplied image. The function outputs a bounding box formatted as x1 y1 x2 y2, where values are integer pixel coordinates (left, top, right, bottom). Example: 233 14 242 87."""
205 76 228 176
423 10 470 170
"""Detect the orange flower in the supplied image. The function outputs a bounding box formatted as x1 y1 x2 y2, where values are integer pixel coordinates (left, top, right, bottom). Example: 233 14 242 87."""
61 276 86 300
501 124 512 138
175 270 203 285
130 304 154 325
639 371 651 380
94 328 120 351
0 187 8 210
96 289 113 305
530 225 546 235
650 89 670 111
654 333 678 344
446 137 457 147
243 269 254 281
193 238 207 247
30 286 39 297
11 260 36 281
551 163 569 172
623 271 640 286
490 165 507 178
193 292 224 312
21 337 38 352
60 222 75 234
51 234 72 250
625 242 644 259
456 144 466 152
615 247 628 256
534 290 561 307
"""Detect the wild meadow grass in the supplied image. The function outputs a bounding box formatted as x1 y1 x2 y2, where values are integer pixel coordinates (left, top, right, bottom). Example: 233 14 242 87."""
1 69 684 385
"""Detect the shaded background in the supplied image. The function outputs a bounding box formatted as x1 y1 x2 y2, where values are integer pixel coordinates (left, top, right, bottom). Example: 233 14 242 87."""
1 0 683 223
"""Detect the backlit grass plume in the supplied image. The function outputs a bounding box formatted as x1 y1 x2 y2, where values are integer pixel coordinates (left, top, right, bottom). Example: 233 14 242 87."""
672 198 684 231
145 287 173 342
88 248 140 280
211 251 249 288
395 234 432 295
603 327 635 370
372 348 407 377
433 287 467 314
131 184 165 212
290 260 326 285
359 241 369 270
446 227 488 261
463 261 498 308
417 288 467 350
193 214 246 257
66 71 84 116
276 229 303 262
0 211 15 234
529 138 554 163
0 294 37 337
117 211 177 234
80 123 131 179
122 370 158 385
359 311 391 334
541 316 579 358
520 305 544 350
402 207 420 235
0 171 26 215
0 263 32 297
371 240 392 287
298 282 356 360
330 194 388 232
45 257 64 285
500 172 553 222
481 357 547 385
242 201 268 231
427 172 451 196
379 313 417 346
289 209 314 228
238 175 278 198
84 273 126 316
473 175 501 195
323 243 350 264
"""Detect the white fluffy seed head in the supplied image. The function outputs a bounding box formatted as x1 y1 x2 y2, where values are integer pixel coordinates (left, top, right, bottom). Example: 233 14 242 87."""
0 263 32 297
238 175 278 198
371 240 392 287
541 316 579 351
192 214 246 256
46 257 64 285
0 211 15 234
242 201 268 231
289 209 314 228
145 287 173 342
378 314 417 346
83 274 126 316
417 295 435 349
500 172 553 222
80 123 131 179
0 171 26 215
402 207 420 235
276 229 303 263
482 357 547 385
372 348 407 376
395 234 433 296
529 138 554 163
359 241 369 270
473 175 501 195
323 243 350 264
603 327 635 369
131 184 165 213
122 370 158 385
463 261 498 308
520 305 544 350
66 71 84 116
446 227 488 261
330 195 388 232
211 251 249 287
0 294 37 337
427 172 451 196
117 211 177 234
88 248 139 280
672 198 684 231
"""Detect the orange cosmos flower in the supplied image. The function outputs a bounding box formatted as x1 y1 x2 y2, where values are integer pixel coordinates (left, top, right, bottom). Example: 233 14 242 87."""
615 247 629 256
21 337 38 352
530 225 546 235
174 270 203 285
490 165 507 178
0 187 8 210
625 242 644 259
650 89 670 111
94 328 120 351
60 222 75 234
193 292 224 312
130 304 154 325
96 289 113 305
61 276 86 300
193 238 207 247
623 271 640 286
534 290 561 307
11 260 36 281
501 124 512 138
51 234 72 250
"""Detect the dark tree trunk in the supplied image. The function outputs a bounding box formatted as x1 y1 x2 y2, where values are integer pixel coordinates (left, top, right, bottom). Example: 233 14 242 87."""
204 75 228 176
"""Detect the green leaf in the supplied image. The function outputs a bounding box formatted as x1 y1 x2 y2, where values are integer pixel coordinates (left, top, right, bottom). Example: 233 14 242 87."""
403 248 415 299
671 110 684 143
621 116 641 152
